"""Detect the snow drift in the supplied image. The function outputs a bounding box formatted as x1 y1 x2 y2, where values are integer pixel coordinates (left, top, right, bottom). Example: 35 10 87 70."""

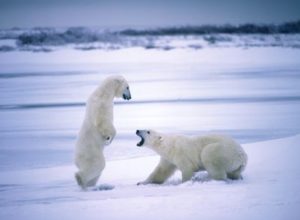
0 134 299 220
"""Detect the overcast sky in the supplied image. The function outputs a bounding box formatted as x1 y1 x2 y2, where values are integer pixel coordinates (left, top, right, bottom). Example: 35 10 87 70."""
0 0 300 28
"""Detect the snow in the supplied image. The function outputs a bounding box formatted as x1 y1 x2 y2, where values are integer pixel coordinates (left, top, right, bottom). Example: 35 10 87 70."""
0 31 300 219
1 46 300 67
1 25 300 52
0 134 300 220
1 46 300 170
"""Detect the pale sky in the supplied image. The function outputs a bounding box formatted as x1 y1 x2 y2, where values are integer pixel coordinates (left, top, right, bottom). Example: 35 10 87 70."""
0 0 300 28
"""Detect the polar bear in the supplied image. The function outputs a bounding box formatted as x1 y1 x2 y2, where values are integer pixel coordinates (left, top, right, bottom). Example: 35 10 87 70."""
74 75 131 189
136 129 247 184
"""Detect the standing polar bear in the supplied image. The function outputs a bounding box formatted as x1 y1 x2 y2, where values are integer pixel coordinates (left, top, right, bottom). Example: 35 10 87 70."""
136 130 247 184
74 75 131 189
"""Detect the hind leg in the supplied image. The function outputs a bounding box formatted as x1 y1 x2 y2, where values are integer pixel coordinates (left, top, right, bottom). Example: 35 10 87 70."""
75 171 94 189
75 172 84 187
75 170 101 189
75 153 105 189
227 166 243 180
75 162 104 189
227 172 242 180
202 143 227 181
86 175 101 187
206 167 227 180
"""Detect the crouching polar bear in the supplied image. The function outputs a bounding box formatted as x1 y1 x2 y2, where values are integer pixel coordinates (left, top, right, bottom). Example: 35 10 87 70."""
136 130 247 184
74 75 131 189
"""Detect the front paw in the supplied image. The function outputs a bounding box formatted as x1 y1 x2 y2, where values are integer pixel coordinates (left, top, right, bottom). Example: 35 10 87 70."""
103 135 114 145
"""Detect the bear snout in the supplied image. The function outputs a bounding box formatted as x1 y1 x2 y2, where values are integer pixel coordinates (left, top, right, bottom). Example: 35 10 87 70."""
122 89 131 100
123 94 131 100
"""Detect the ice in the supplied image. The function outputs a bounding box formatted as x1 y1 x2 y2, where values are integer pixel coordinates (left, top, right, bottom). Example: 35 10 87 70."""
0 135 300 220
0 46 300 170
0 31 300 218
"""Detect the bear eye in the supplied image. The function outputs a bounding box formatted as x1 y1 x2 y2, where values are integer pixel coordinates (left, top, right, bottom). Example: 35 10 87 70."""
126 86 129 90
147 131 150 134
106 137 110 140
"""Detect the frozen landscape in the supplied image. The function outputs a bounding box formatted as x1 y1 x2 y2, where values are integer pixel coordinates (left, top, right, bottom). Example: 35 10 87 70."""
0 135 300 220
0 24 300 219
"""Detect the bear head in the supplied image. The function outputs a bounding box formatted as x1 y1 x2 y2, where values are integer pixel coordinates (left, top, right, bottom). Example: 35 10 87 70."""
110 75 131 100
136 129 163 148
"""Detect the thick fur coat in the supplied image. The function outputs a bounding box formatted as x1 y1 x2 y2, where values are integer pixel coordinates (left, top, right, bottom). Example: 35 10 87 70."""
136 130 247 184
74 75 131 189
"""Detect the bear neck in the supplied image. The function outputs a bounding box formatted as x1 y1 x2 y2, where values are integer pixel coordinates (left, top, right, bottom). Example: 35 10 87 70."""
151 136 175 161
93 83 117 102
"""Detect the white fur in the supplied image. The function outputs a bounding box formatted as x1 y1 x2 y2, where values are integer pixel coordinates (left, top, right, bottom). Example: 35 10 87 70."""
74 75 131 189
137 130 247 184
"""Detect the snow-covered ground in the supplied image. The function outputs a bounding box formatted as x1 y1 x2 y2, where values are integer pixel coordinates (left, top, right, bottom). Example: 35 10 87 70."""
0 32 300 219
0 134 300 220
0 46 300 170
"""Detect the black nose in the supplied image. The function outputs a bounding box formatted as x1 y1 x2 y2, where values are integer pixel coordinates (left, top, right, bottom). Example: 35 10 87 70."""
123 94 131 100
136 130 140 134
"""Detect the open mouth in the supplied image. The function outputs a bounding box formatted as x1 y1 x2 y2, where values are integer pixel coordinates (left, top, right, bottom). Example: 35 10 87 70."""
136 132 145 147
